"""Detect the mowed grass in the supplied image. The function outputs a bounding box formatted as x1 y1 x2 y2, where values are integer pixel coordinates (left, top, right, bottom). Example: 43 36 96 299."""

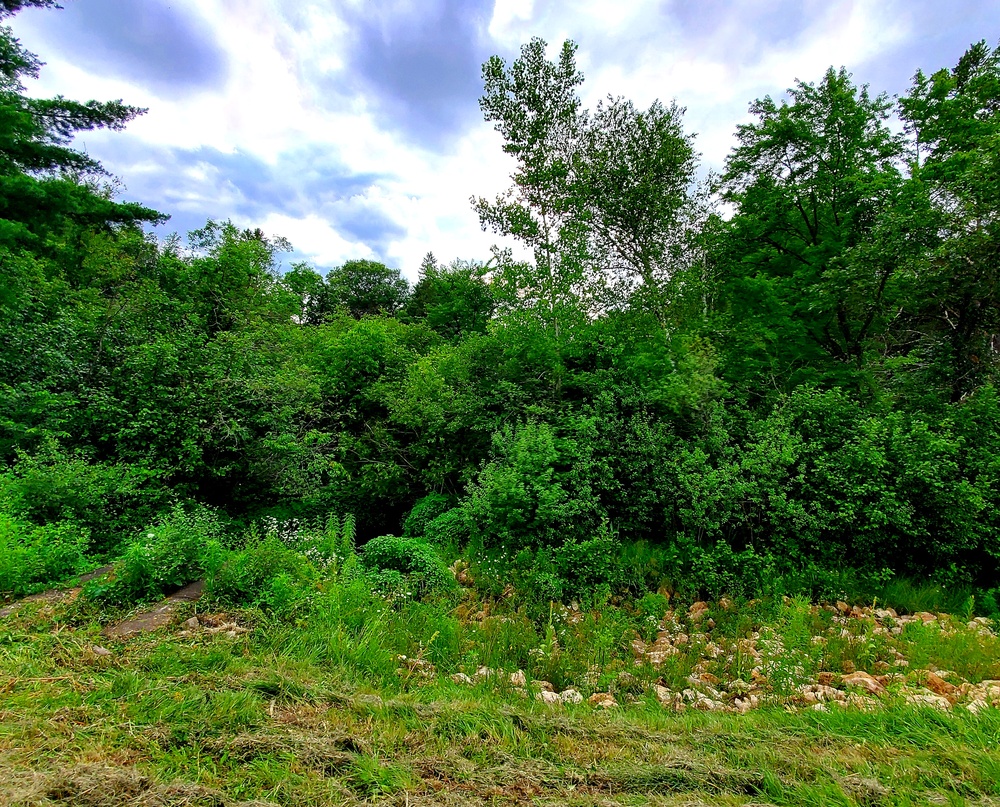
1 598 999 807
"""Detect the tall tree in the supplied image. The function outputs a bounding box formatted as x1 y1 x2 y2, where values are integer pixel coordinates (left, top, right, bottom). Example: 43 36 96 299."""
325 259 410 319
476 37 699 330
897 40 1000 401
718 67 906 392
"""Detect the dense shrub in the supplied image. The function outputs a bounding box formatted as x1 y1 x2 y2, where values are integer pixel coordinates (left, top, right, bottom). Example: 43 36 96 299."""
402 493 453 538
89 504 224 604
423 508 469 549
0 511 88 599
208 534 315 614
462 421 604 551
0 447 169 556
361 534 456 597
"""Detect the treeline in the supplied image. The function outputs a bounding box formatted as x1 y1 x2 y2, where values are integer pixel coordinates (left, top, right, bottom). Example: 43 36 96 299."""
1 2 999 605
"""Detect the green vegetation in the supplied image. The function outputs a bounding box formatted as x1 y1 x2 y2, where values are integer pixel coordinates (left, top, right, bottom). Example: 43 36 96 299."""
2 3 1000 803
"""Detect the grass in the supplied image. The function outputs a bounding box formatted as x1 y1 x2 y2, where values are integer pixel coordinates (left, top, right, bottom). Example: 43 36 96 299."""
1 587 999 807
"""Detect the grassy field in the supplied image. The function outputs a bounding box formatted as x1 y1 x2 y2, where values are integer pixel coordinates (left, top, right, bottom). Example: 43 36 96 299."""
1 585 999 807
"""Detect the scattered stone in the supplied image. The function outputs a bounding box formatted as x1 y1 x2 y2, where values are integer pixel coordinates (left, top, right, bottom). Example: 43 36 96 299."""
588 692 618 709
536 690 561 705
923 671 958 699
842 671 886 696
906 693 952 710
559 688 583 704
532 680 554 692
474 666 494 681
688 601 709 623
451 673 473 686
509 670 527 687
652 684 672 705
90 645 112 657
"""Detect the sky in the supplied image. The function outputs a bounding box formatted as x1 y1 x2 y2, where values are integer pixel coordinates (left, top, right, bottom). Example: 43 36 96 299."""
9 0 1000 280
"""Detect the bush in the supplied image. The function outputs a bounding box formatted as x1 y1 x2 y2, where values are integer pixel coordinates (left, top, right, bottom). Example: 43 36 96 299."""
209 534 315 614
90 503 223 604
402 493 452 538
0 446 169 556
462 420 604 552
423 508 469 549
361 535 455 598
0 512 88 599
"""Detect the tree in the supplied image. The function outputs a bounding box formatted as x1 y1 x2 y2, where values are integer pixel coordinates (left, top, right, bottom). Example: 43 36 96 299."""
896 40 1000 401
0 1 164 257
475 38 700 327
718 67 906 393
325 259 409 318
404 254 494 339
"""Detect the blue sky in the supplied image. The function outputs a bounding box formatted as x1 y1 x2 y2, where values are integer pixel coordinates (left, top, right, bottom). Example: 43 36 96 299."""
10 0 1000 278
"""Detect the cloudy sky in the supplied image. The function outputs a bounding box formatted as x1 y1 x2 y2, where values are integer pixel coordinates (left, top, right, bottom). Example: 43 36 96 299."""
10 0 1000 279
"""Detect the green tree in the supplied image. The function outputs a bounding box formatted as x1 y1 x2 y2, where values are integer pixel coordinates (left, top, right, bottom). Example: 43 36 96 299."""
404 254 494 339
897 41 1000 401
325 259 409 318
718 68 905 394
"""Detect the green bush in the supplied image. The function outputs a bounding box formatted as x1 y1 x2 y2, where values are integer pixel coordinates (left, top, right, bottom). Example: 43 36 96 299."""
91 503 224 604
361 535 455 598
402 493 453 538
0 512 88 599
462 420 604 551
0 446 169 556
423 508 469 549
209 534 315 614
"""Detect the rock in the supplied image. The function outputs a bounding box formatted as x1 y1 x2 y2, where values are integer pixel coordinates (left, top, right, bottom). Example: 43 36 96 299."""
873 661 891 674
966 699 990 715
811 703 829 712
451 673 473 685
509 670 527 687
652 684 672 705
906 693 951 710
842 671 886 696
692 696 724 712
532 680 554 692
91 645 112 657
688 601 710 623
836 601 851 614
588 692 618 708
559 688 583 704
699 672 721 686
183 616 200 630
630 638 648 656
923 671 958 699
536 690 562 705
817 672 837 687
474 666 494 681
914 611 937 623
841 660 856 674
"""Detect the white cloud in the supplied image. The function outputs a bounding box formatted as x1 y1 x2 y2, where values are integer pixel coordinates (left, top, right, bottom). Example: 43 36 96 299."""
8 0 986 281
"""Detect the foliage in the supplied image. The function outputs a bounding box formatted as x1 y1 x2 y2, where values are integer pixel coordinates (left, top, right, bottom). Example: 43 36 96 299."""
0 6 998 611
0 508 87 598
89 504 224 605
401 492 453 538
360 534 456 598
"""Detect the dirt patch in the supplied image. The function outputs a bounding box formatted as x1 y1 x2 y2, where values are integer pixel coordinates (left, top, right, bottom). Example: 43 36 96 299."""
102 580 205 639
2 764 277 807
0 567 113 620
